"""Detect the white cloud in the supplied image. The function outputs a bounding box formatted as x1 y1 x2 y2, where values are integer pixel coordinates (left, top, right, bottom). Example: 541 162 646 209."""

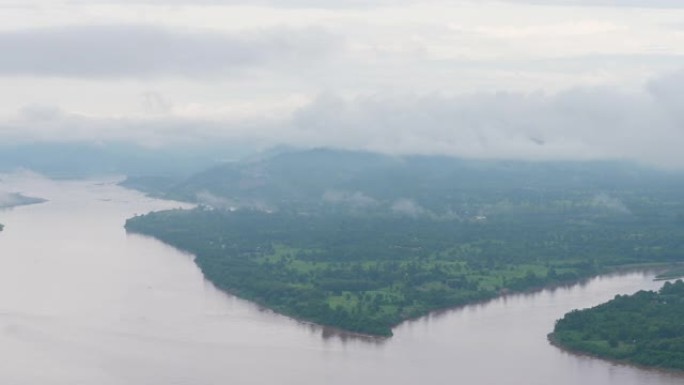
0 24 341 78
0 0 682 170
591 193 630 214
507 0 684 8
3 68 684 168
391 198 428 217
16 0 684 9
287 80 684 167
323 190 378 207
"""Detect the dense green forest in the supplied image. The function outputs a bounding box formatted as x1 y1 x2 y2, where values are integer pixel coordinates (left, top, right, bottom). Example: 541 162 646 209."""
125 149 684 336
551 280 684 371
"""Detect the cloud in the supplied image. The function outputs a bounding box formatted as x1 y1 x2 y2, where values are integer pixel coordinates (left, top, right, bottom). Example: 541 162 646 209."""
285 72 684 168
391 198 428 217
39 0 684 8
591 193 630 214
323 190 378 208
3 68 684 169
647 70 684 123
0 192 24 207
508 0 684 8
196 191 275 212
1 106 236 146
0 24 341 78
195 191 237 210
46 0 418 8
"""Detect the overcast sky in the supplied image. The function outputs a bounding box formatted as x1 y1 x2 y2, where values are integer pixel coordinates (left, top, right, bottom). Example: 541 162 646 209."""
1 0 683 166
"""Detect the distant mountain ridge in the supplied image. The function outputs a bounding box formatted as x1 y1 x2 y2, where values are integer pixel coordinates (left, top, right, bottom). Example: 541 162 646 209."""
0 142 252 178
126 148 684 220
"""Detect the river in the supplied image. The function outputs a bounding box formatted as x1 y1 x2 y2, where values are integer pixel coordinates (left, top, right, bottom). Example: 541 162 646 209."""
0 174 682 385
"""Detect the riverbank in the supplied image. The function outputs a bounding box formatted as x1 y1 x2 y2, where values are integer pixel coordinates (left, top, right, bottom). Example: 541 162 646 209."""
655 264 684 280
234 264 682 340
549 279 684 372
548 333 684 375
126 205 684 337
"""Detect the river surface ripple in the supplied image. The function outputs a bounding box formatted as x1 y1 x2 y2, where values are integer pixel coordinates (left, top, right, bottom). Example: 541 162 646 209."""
0 175 682 385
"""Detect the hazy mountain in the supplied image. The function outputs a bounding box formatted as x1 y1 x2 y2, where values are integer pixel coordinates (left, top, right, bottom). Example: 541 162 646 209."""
0 142 254 179
130 148 684 220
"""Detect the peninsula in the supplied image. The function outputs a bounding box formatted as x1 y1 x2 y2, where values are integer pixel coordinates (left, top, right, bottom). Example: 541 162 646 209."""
125 149 684 336
550 280 684 371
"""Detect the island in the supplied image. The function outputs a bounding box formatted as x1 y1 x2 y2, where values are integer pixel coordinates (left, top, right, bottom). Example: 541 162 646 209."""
550 280 684 371
124 149 684 337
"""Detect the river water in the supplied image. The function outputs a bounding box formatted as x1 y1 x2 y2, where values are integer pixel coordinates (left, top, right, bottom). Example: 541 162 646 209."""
0 174 682 385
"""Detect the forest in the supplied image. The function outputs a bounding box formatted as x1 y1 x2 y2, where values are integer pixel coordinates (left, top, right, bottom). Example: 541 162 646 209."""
551 280 684 371
125 149 684 336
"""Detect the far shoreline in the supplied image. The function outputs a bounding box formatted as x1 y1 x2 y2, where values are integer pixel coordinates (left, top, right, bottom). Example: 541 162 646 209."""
547 332 684 376
273 265 677 341
194 253 679 341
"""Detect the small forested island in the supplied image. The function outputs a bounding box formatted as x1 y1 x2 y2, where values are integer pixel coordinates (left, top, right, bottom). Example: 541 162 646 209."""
125 149 684 336
550 280 684 371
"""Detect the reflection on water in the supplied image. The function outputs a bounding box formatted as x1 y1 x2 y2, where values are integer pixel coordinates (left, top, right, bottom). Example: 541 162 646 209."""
0 174 682 385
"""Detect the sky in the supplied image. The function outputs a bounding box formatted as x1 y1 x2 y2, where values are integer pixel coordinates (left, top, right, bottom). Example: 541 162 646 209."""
1 0 683 167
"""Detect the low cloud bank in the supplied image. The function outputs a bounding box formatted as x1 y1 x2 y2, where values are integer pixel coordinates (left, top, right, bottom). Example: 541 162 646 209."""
3 69 684 168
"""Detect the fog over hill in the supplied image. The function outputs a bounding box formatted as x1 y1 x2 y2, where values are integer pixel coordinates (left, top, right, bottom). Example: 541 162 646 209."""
0 0 683 169
122 148 684 221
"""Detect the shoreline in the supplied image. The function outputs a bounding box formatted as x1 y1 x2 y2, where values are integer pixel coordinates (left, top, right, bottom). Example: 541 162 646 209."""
198 257 676 340
547 333 684 376
139 218 680 340
395 264 675 332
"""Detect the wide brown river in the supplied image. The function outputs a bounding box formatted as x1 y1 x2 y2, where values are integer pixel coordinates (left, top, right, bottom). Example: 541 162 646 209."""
0 174 682 384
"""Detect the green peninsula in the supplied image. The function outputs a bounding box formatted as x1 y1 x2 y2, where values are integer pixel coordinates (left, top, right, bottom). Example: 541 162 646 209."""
124 149 684 336
551 280 684 371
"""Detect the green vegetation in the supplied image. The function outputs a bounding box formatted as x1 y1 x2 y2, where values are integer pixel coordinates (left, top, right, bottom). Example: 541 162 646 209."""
124 149 684 336
551 280 684 371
